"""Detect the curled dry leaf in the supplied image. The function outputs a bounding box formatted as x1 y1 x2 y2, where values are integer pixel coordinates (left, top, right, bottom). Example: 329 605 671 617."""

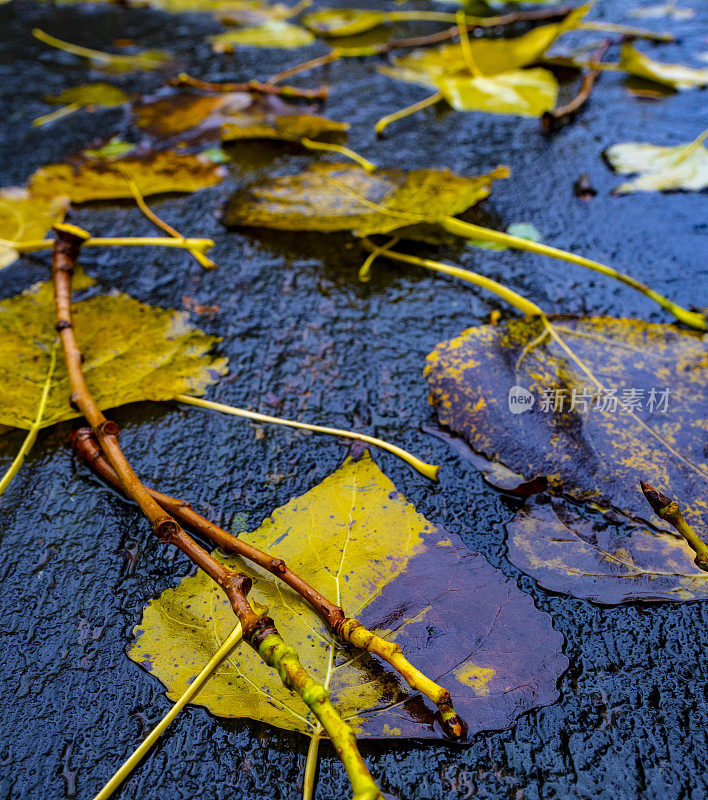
28 149 226 203
0 275 228 430
130 452 567 740
210 21 315 52
506 496 708 604
222 162 509 238
133 91 348 145
424 316 707 533
0 188 68 269
619 43 708 90
605 132 708 194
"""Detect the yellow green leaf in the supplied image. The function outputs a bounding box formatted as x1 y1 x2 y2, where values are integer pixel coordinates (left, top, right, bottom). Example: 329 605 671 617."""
210 21 315 52
45 82 128 107
507 497 708 604
28 150 226 203
0 188 68 270
619 42 708 90
605 131 708 193
0 275 228 430
132 90 348 144
82 136 137 160
129 452 567 739
222 162 509 238
436 68 557 116
424 316 708 533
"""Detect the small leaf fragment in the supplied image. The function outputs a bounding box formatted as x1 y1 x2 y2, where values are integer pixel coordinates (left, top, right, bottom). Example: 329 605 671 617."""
303 8 386 37
210 21 315 51
605 133 708 193
619 43 708 89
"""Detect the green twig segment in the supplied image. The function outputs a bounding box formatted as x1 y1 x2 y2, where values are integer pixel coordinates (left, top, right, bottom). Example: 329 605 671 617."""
92 624 244 800
175 394 440 480
640 482 708 570
258 633 382 800
440 217 706 330
0 344 57 496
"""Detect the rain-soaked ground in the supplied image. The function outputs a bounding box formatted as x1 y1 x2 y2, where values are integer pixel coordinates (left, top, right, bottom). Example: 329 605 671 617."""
0 0 706 798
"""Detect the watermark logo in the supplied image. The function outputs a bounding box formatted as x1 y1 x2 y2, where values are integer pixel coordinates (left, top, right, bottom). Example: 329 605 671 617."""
506 385 671 414
507 386 535 414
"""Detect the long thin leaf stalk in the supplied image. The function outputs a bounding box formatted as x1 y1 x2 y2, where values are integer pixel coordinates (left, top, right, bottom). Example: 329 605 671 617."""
302 734 321 800
375 92 442 137
73 429 466 739
117 166 216 269
640 482 708 569
32 102 81 127
92 623 244 800
1 235 215 255
52 225 382 800
32 28 165 68
0 344 57 496
300 138 377 173
440 217 706 330
175 394 439 480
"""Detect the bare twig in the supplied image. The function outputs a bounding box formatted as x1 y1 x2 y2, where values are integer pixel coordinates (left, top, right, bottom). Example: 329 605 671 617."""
542 41 611 132
74 427 467 740
640 481 708 570
169 72 328 100
52 224 382 800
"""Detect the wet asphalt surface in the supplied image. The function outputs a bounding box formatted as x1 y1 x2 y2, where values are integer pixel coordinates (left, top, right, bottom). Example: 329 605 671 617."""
0 0 706 798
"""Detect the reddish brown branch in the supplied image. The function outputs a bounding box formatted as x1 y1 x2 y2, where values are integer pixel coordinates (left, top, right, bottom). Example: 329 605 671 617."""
168 72 329 101
541 40 610 132
52 224 272 646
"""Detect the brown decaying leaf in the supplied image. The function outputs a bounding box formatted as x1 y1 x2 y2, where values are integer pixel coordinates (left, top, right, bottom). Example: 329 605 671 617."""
506 497 708 604
130 452 567 740
424 316 707 533
132 91 348 146
28 149 226 203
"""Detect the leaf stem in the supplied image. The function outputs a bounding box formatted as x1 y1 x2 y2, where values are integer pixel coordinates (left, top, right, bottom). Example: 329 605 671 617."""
92 624 244 800
360 239 543 317
300 138 377 173
577 20 674 41
0 344 57 496
174 394 439 480
268 52 341 85
375 91 442 137
439 217 706 330
32 102 81 127
456 10 483 78
302 733 321 800
117 166 216 269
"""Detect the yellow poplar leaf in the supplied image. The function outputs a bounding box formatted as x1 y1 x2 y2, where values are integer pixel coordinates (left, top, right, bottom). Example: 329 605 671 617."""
28 150 226 203
209 21 315 52
222 162 509 238
619 43 708 90
385 3 590 79
436 68 558 116
0 275 228 430
605 134 708 193
129 452 567 739
0 188 68 270
44 82 129 107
